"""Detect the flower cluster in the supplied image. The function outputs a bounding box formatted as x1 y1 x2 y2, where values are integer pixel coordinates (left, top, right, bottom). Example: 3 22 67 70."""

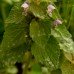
47 4 62 26
21 2 62 26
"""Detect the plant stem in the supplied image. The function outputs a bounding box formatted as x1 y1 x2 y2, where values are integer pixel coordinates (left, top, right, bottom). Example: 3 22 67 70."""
22 51 31 74
22 63 29 74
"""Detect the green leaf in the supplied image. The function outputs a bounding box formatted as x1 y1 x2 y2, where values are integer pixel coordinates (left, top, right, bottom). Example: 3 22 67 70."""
51 8 61 20
0 1 34 71
30 19 60 70
45 36 60 69
5 2 24 26
0 17 28 67
51 25 74 53
1 19 27 50
0 21 28 73
61 59 74 74
30 19 51 47
31 36 60 70
51 24 74 55
30 3 45 19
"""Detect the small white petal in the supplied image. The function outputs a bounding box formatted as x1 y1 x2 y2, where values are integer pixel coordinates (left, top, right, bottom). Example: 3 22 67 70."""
53 19 62 26
47 4 56 13
48 8 52 13
56 19 62 24
47 4 56 16
21 2 29 9
48 4 55 10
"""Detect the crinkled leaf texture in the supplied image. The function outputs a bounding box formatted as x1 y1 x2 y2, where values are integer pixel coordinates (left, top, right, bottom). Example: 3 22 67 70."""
30 20 60 70
30 2 45 19
0 2 27 67
30 19 51 47
51 24 74 63
5 2 24 26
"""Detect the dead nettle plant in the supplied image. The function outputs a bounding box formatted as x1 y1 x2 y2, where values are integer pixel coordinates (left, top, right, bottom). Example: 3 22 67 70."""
0 0 74 74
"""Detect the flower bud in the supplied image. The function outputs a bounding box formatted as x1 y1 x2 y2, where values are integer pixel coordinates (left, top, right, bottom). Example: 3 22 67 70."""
53 19 62 26
47 4 56 13
21 2 29 9
21 2 29 16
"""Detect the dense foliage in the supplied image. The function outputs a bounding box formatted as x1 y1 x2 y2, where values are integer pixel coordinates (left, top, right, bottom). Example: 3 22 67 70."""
0 0 74 74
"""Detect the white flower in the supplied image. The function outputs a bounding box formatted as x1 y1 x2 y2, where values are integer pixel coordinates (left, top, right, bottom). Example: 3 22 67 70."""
53 19 62 26
21 2 29 16
21 2 29 9
47 4 56 13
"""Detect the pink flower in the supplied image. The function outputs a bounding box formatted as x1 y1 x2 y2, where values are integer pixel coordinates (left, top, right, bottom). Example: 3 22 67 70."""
53 19 62 26
21 2 29 9
21 2 29 15
47 4 56 13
